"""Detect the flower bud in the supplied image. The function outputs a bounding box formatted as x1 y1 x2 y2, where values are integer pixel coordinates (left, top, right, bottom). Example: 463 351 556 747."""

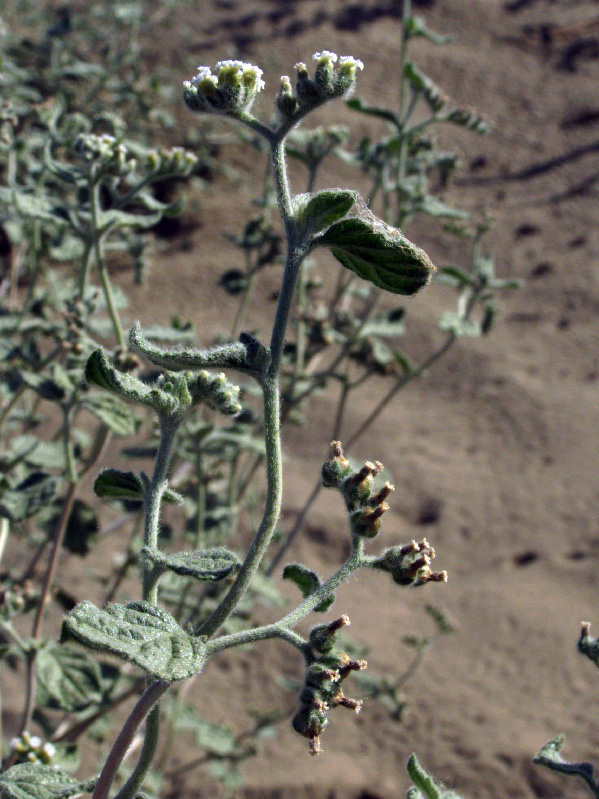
183 60 264 116
275 75 299 118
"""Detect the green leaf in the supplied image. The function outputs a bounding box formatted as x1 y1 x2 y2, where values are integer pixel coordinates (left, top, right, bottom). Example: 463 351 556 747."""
403 62 446 112
193 719 237 755
438 312 480 337
0 764 93 799
293 190 357 237
439 266 477 288
405 15 453 45
0 474 60 522
317 217 435 296
81 393 137 436
444 108 488 135
346 97 399 125
98 208 163 235
282 563 335 613
406 754 464 799
142 546 241 581
85 350 180 415
62 600 206 681
4 189 72 227
94 469 144 501
35 643 104 712
62 500 98 557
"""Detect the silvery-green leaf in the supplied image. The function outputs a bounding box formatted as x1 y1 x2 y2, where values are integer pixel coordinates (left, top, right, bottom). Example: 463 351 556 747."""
417 195 467 219
35 643 103 712
142 546 241 581
439 266 477 288
405 15 453 45
98 208 163 234
403 63 446 113
85 350 179 415
8 189 71 227
438 312 480 337
317 217 435 296
0 474 60 522
0 764 93 799
81 393 137 436
63 600 206 681
359 308 406 338
294 189 357 237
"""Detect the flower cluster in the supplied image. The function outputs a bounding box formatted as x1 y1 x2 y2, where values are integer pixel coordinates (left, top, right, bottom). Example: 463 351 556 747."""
9 732 56 765
183 60 264 116
322 440 393 539
276 51 364 119
74 133 136 176
292 616 366 755
372 538 447 586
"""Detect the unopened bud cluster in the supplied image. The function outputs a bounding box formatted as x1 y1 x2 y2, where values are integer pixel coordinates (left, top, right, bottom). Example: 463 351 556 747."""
85 348 241 419
372 539 447 587
187 370 242 416
322 441 393 539
9 732 56 765
292 615 366 755
276 51 363 119
141 145 197 177
74 134 136 176
0 579 37 619
73 135 197 178
183 60 264 116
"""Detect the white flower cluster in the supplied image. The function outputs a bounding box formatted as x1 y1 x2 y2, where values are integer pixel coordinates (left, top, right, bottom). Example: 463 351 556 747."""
276 51 364 119
10 731 57 765
183 60 264 116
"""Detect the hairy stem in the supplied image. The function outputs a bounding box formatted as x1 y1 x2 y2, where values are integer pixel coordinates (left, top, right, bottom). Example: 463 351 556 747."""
92 680 170 799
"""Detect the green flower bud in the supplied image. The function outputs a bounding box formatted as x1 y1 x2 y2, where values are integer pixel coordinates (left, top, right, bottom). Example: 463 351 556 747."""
321 440 353 487
309 615 350 654
276 75 299 117
313 50 337 94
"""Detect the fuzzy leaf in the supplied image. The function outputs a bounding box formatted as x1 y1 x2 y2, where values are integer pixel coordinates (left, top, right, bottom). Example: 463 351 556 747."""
438 312 480 337
0 764 93 799
0 474 60 522
142 546 241 581
35 643 104 712
85 349 179 414
94 468 182 506
81 393 137 436
294 190 357 237
317 217 435 295
62 600 206 681
403 62 446 112
405 15 453 45
439 266 476 288
406 754 463 799
94 469 144 501
282 563 334 613
346 97 398 125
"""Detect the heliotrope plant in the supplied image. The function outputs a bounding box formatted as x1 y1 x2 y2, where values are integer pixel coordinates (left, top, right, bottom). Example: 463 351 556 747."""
1 52 447 799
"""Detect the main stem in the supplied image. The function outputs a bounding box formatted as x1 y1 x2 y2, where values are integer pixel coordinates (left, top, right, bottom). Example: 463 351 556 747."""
198 133 302 638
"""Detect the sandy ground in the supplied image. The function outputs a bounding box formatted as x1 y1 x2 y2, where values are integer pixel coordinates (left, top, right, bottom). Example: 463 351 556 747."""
7 0 599 797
